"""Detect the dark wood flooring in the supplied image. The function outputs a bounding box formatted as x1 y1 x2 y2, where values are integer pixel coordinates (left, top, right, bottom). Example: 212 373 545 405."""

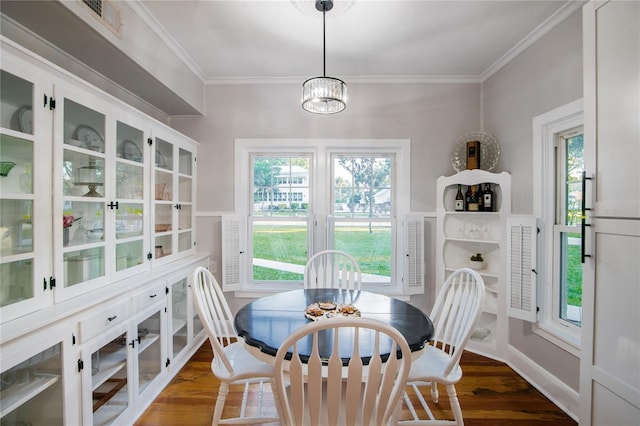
135 342 577 425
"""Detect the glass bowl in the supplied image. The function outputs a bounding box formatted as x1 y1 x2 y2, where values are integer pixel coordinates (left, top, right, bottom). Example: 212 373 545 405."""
0 161 16 177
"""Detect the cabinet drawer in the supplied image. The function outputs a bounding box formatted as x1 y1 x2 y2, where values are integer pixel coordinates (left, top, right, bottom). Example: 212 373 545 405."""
78 301 131 344
132 283 165 312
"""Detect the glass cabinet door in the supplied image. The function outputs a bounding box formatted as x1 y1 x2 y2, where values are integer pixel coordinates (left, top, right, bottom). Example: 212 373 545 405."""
0 64 53 320
153 137 173 260
0 342 63 425
152 132 196 264
84 328 131 426
59 98 107 295
177 147 194 254
170 278 188 358
114 121 146 275
136 308 163 397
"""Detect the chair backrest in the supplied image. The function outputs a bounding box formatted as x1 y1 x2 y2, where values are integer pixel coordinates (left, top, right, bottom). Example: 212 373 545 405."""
304 250 362 290
274 317 411 426
192 266 238 377
429 267 485 376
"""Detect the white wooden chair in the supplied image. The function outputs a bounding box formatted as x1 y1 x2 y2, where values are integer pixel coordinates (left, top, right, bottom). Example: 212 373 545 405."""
192 266 279 425
273 316 412 426
400 268 485 426
304 250 362 290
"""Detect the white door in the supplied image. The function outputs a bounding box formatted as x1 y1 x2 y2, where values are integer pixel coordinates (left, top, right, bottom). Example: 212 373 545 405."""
581 1 640 424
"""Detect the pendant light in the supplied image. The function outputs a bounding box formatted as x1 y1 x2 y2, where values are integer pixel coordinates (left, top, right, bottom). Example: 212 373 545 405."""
301 0 347 114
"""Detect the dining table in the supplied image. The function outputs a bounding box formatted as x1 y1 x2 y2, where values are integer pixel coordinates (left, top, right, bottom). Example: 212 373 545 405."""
234 288 434 365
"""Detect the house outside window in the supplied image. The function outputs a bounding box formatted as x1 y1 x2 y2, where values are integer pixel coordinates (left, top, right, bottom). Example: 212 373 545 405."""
229 139 414 295
533 99 583 354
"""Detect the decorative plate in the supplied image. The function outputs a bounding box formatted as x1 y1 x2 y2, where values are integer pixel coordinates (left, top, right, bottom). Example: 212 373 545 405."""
73 125 104 153
450 132 500 172
121 140 142 162
155 150 168 168
304 302 361 321
17 106 33 134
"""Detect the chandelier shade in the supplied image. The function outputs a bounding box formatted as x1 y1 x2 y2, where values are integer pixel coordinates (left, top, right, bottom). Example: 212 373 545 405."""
301 0 347 114
302 76 347 114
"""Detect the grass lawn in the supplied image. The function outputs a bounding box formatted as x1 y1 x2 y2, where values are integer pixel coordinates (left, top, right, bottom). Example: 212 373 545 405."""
252 224 391 280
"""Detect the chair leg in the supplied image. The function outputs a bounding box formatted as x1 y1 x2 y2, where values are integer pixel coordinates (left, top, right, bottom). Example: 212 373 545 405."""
446 384 464 426
212 381 229 425
430 382 439 404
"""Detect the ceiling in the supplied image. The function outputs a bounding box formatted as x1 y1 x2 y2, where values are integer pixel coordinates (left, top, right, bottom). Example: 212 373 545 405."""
138 0 581 84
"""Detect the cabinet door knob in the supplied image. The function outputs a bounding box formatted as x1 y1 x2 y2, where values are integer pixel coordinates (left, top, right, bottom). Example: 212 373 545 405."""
107 315 117 322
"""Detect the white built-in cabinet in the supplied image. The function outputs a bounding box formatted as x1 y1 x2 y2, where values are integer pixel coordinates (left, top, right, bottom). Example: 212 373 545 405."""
436 170 511 358
0 37 198 315
580 1 640 424
0 39 207 425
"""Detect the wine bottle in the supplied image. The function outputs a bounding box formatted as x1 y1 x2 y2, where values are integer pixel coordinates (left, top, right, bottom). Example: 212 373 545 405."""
467 185 479 211
464 185 472 211
454 184 465 211
483 183 494 212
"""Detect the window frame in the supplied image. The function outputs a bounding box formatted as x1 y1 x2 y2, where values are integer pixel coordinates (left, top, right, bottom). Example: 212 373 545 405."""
234 139 410 295
532 99 583 356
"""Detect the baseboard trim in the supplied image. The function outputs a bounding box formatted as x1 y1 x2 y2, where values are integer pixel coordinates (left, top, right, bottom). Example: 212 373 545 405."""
506 344 579 422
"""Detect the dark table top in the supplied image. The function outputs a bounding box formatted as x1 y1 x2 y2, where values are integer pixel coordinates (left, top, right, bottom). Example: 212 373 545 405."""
234 289 434 364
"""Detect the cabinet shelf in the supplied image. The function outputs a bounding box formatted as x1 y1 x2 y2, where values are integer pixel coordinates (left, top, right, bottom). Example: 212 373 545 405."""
444 267 499 284
444 237 499 245
0 373 60 417
444 211 500 217
93 380 128 426
138 333 160 354
172 316 187 335
92 349 127 391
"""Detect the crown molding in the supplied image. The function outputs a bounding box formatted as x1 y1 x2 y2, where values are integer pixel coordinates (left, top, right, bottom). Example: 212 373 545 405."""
128 0 207 84
480 0 586 82
204 74 481 85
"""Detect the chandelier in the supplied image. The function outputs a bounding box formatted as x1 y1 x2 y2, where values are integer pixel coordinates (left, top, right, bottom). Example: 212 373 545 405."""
301 0 347 114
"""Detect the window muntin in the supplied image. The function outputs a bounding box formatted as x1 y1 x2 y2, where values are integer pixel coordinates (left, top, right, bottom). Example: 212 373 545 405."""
554 132 583 327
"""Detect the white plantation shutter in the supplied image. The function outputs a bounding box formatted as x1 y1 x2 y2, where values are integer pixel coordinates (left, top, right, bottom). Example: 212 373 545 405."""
404 215 425 295
221 215 243 291
507 216 537 321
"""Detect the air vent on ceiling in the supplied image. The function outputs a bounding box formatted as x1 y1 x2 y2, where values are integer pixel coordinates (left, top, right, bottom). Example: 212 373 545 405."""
80 0 121 36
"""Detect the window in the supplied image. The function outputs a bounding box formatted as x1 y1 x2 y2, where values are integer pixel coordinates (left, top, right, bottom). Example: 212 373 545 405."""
230 139 412 295
251 156 311 283
533 99 583 353
331 155 393 284
554 131 583 326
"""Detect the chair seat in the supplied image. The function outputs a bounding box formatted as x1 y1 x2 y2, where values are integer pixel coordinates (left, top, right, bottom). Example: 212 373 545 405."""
407 346 463 385
212 341 275 381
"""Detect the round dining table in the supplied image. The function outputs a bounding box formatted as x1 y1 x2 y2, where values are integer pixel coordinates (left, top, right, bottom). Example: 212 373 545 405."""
234 288 434 365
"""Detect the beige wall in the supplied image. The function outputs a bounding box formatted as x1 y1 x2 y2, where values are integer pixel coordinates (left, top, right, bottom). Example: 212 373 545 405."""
482 10 583 391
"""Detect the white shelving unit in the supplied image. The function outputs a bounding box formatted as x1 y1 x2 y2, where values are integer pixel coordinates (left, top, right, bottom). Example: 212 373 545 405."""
436 170 511 359
1 39 206 426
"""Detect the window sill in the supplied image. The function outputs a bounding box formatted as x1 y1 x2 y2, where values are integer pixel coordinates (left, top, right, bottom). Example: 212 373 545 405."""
532 322 581 358
234 285 409 301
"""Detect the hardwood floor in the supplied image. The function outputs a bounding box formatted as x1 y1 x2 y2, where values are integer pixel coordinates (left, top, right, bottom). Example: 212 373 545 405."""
135 342 577 425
